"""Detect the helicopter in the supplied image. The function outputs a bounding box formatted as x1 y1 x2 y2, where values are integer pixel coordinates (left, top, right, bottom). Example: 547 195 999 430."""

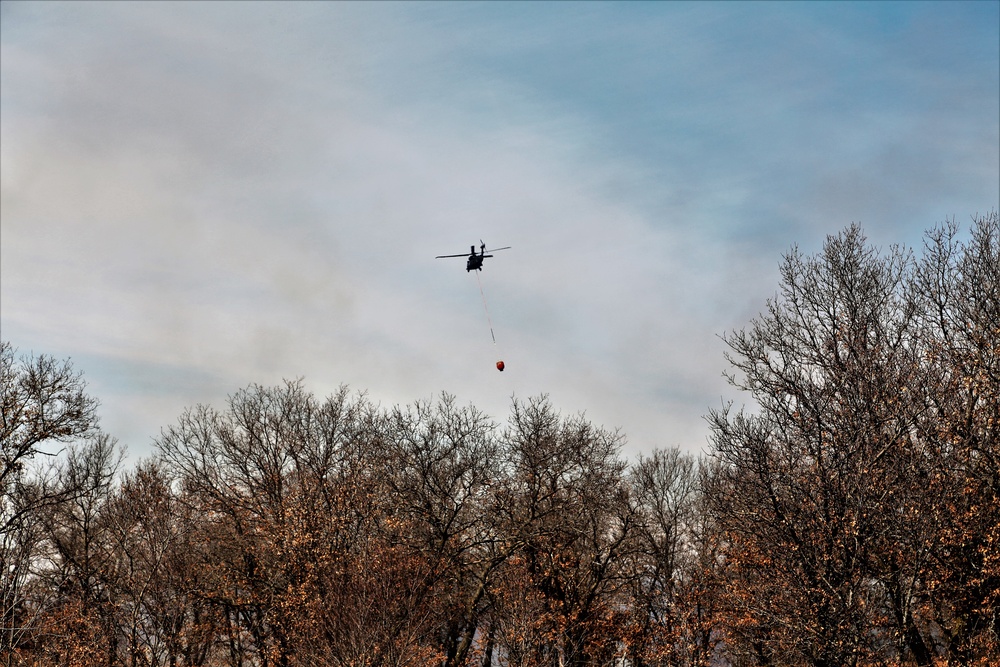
436 241 511 272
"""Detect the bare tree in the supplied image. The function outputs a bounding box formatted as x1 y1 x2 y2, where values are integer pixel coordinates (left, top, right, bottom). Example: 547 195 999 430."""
1 342 101 666
625 448 720 667
908 213 1000 663
706 216 1000 666
491 396 635 667
157 380 449 666
23 435 123 667
386 394 504 666
98 459 225 667
707 225 927 666
1 342 99 506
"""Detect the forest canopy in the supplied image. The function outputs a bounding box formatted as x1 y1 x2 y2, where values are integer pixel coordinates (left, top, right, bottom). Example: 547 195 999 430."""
2 213 998 666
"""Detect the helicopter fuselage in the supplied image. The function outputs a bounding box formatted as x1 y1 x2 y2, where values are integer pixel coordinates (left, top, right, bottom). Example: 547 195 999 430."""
436 242 509 272
466 253 492 271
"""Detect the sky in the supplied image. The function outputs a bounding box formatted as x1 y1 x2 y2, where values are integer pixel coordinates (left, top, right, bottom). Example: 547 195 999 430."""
2 1 998 462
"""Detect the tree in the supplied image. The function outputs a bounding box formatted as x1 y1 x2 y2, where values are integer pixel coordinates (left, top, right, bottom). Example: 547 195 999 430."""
624 448 721 667
707 224 930 666
386 394 504 666
491 396 635 667
157 380 450 666
1 342 102 666
908 213 1000 664
1 342 99 510
706 215 1000 666
100 460 223 667
29 435 123 667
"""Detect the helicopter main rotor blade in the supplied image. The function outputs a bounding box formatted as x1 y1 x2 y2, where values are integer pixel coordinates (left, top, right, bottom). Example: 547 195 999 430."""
484 246 511 253
435 253 470 258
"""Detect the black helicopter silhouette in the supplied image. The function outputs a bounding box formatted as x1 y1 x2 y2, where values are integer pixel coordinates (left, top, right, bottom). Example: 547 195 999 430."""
436 241 511 272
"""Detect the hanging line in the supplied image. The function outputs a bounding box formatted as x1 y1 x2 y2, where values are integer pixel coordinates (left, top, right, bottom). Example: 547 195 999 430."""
474 270 497 346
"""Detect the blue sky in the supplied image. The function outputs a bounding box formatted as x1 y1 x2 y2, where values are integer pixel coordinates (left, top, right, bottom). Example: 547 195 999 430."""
2 1 998 460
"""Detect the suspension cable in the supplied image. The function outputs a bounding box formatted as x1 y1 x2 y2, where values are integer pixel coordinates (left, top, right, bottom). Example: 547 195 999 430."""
474 270 497 345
